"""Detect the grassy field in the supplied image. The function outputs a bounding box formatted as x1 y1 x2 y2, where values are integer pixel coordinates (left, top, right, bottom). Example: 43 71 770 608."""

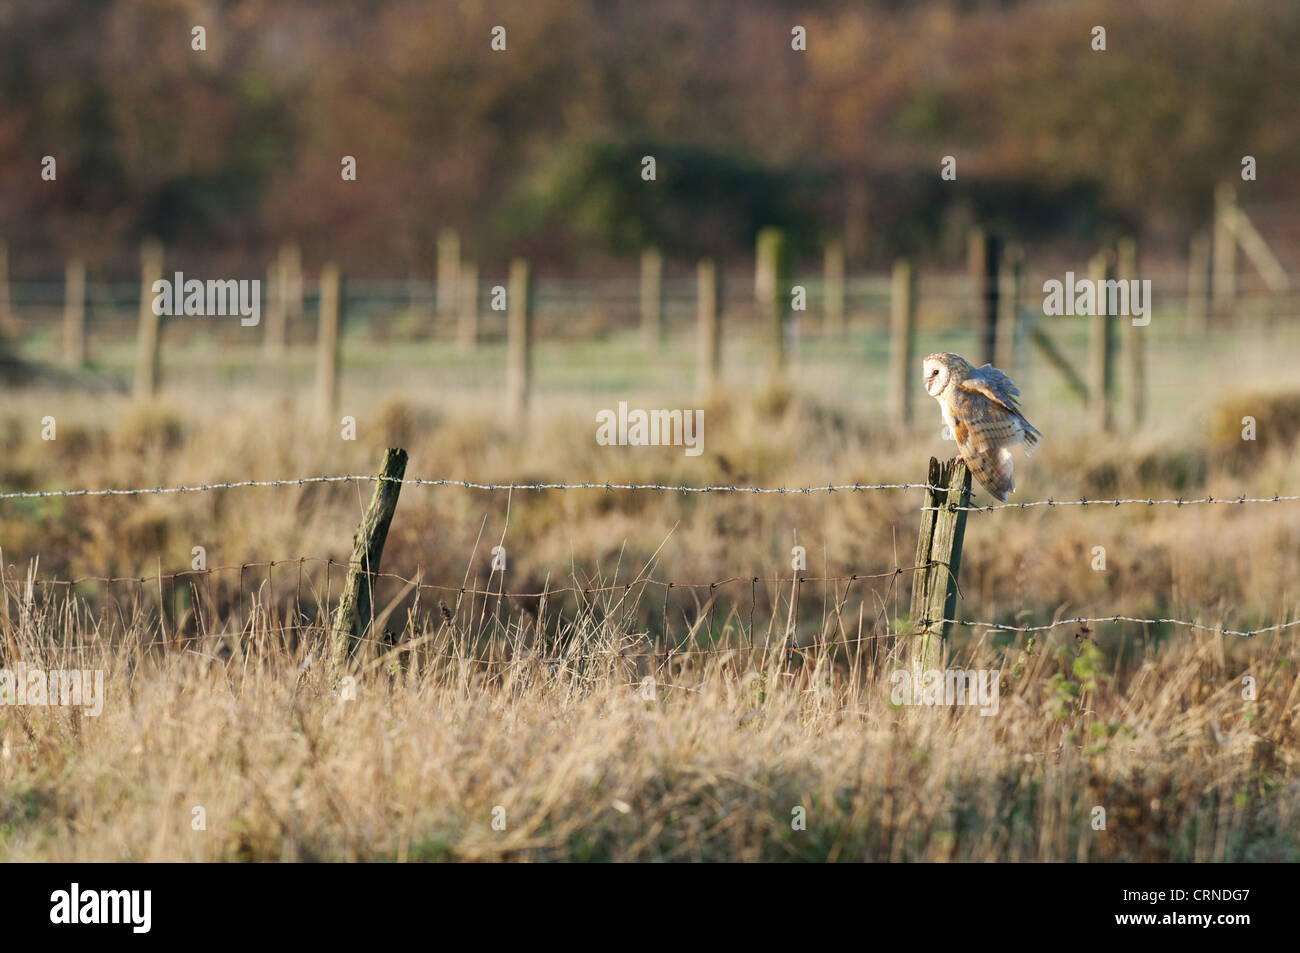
1 317 1299 861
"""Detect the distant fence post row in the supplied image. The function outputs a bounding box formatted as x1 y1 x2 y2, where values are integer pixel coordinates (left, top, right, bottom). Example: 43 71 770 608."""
11 180 1287 434
77 233 1149 436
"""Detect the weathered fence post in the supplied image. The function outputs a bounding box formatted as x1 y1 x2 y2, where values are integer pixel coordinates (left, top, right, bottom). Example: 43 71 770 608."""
264 256 286 359
134 238 164 401
1088 250 1115 434
1187 231 1210 335
640 247 664 348
458 260 479 352
756 226 790 374
282 243 303 323
316 264 342 421
889 258 916 433
63 257 86 367
969 229 1001 367
506 257 533 426
910 456 972 671
823 240 845 337
1212 183 1237 316
437 228 460 320
995 244 1023 373
696 257 721 398
0 240 15 338
265 242 301 359
330 447 408 666
1117 237 1144 430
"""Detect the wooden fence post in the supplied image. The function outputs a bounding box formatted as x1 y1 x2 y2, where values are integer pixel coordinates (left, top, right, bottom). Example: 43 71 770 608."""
889 258 916 433
330 447 408 666
458 260 479 352
266 242 301 359
437 228 460 320
282 243 302 322
969 229 1001 366
0 240 15 339
640 247 663 347
823 240 845 337
134 238 164 401
1088 250 1115 434
995 244 1023 373
63 258 86 367
1117 237 1144 430
316 264 342 421
1212 183 1237 316
1187 231 1210 335
696 258 721 398
910 456 972 671
264 258 286 359
506 258 533 426
756 227 790 374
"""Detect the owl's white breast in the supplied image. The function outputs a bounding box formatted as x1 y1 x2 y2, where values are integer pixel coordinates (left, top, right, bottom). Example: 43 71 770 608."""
937 393 958 433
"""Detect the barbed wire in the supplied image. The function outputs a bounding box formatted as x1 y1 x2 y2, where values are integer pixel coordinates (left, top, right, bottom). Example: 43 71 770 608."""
10 555 927 597
6 475 1300 510
925 493 1300 512
938 615 1300 638
18 610 1298 660
0 476 947 500
5 555 1296 642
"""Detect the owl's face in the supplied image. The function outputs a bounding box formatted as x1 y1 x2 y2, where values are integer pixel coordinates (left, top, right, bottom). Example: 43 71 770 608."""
922 352 971 397
922 355 952 397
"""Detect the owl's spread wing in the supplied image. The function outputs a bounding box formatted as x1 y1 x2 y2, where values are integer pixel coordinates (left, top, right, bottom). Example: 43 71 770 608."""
959 364 1023 414
949 384 1024 454
957 365 1042 453
947 381 1027 502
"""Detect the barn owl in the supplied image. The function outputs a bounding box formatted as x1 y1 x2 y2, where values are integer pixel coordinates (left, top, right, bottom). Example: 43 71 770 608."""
922 352 1041 501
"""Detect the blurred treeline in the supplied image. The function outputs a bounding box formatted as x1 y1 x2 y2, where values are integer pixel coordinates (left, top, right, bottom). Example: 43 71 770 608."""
1 0 1296 274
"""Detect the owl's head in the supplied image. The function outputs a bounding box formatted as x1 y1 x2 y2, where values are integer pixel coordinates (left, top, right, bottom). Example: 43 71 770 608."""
922 352 971 397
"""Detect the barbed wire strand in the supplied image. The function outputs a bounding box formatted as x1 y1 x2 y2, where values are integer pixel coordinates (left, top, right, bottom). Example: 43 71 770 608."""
936 616 1300 638
14 557 927 595
5 556 1297 643
22 610 1300 660
0 477 943 500
924 493 1300 511
3 476 1299 510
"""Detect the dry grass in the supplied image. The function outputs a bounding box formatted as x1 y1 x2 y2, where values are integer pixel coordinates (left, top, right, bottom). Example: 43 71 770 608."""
2 324 1299 861
1 594 1296 861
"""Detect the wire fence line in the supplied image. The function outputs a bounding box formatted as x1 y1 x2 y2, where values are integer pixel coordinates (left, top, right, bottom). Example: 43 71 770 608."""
3 555 1296 641
0 557 922 657
4 474 1300 511
0 476 945 500
9 556 927 597
938 616 1300 638
925 493 1300 512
